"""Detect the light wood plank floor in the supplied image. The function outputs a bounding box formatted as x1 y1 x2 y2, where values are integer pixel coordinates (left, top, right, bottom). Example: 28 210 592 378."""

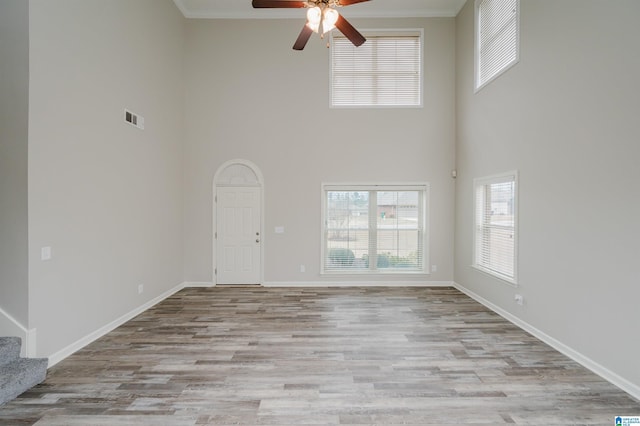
1 287 638 425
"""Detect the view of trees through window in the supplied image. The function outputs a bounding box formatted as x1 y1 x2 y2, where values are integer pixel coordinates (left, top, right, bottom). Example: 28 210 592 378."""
324 190 424 272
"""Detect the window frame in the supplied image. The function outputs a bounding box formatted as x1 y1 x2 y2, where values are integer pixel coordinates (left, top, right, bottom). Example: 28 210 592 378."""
472 171 518 285
321 183 430 275
474 0 520 92
329 29 424 109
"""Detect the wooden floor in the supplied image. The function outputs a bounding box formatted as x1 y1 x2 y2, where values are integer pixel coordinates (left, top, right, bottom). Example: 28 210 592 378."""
0 287 638 425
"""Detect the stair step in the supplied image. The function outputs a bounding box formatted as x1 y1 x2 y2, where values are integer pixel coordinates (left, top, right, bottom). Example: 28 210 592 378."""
0 357 48 406
0 337 21 367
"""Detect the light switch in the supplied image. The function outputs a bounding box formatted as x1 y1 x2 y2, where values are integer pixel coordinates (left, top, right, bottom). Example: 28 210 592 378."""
275 226 285 234
41 246 52 261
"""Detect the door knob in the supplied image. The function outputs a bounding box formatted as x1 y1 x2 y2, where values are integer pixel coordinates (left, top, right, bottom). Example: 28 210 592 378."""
256 239 260 243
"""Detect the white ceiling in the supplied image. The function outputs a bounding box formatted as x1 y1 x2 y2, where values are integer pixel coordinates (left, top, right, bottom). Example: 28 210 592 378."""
173 0 467 19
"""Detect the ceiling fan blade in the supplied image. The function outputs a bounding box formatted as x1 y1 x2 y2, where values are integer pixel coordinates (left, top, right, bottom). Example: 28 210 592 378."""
337 0 370 6
335 14 366 47
252 0 307 8
293 25 314 50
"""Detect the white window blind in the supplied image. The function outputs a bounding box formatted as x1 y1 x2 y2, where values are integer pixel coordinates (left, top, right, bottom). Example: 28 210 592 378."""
476 0 519 90
473 173 517 283
331 30 422 107
323 185 428 273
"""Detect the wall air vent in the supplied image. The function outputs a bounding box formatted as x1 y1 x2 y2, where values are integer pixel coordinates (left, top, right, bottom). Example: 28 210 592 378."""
124 109 145 130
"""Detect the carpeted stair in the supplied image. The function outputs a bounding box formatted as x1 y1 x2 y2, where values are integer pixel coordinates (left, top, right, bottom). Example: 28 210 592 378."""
0 336 48 405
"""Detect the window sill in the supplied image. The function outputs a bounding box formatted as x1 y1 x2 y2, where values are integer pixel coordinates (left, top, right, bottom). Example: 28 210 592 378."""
471 264 517 287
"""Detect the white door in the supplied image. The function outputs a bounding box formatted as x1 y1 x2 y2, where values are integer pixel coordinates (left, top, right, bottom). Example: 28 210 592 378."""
216 186 261 284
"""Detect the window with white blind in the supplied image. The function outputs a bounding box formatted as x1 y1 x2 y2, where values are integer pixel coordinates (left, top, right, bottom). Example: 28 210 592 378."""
330 30 422 107
475 0 519 91
322 184 428 274
473 172 518 284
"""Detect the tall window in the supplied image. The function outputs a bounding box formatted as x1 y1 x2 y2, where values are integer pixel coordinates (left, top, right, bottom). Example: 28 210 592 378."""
475 0 520 91
322 185 428 274
331 30 422 107
473 172 518 284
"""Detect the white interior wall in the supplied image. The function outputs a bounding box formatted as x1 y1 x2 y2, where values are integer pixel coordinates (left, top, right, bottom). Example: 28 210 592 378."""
182 17 456 285
455 0 640 394
27 0 185 357
0 0 30 339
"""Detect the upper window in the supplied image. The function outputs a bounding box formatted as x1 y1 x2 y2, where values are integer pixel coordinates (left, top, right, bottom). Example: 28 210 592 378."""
330 30 423 107
475 0 520 91
322 184 428 274
473 172 518 284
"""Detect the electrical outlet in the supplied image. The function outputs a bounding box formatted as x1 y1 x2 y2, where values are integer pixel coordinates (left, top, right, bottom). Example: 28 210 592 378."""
431 265 437 272
514 294 523 305
138 284 144 294
300 265 306 273
41 246 52 261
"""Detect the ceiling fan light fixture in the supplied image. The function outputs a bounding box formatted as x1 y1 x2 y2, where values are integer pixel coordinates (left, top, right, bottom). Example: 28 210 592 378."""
322 8 339 34
252 0 369 50
306 7 321 33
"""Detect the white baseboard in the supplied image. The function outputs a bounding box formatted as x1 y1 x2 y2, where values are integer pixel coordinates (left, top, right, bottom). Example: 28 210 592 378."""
182 281 454 288
452 282 640 402
183 281 215 287
0 306 37 357
47 282 185 367
25 328 37 358
263 281 453 287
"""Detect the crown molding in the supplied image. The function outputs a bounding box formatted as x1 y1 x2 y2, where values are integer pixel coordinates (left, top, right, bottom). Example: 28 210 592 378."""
173 0 466 20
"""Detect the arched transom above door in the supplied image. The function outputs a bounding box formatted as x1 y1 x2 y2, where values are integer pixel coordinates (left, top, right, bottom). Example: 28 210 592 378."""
216 162 261 186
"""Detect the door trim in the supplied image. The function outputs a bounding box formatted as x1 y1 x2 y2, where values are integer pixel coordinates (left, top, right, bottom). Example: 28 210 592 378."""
212 159 264 286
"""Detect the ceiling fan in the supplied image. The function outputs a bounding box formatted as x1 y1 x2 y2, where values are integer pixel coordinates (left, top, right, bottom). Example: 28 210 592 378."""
252 0 370 50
